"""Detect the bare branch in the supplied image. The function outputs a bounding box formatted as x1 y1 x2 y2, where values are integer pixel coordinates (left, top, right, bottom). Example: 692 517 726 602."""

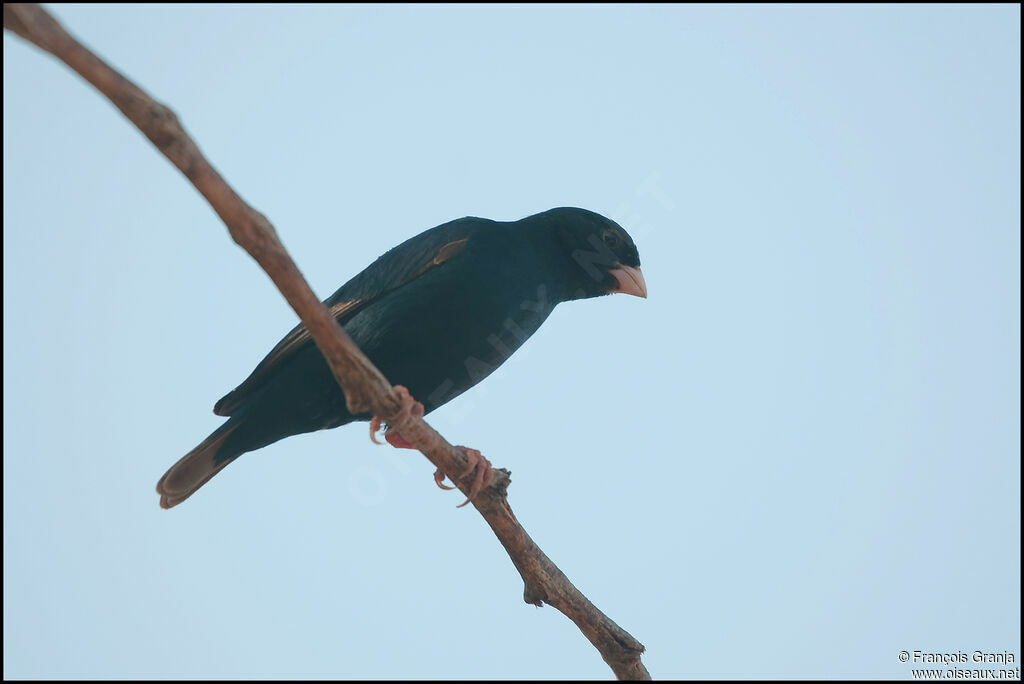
4 4 650 679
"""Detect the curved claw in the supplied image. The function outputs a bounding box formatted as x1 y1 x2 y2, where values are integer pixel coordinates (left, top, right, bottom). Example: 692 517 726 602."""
454 446 494 508
369 416 384 445
366 388 493 507
433 468 456 490
369 385 423 448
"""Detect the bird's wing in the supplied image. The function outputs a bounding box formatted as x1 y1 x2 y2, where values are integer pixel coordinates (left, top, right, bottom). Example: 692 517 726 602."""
212 218 482 417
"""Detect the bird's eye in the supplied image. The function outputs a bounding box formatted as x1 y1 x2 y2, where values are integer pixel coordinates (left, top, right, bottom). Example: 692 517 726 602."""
602 231 619 249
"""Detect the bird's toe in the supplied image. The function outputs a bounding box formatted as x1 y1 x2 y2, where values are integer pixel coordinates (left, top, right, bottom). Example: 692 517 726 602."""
454 446 494 508
433 467 456 490
370 385 424 448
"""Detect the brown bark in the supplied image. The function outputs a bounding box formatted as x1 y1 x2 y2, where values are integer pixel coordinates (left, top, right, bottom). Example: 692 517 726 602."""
4 4 650 679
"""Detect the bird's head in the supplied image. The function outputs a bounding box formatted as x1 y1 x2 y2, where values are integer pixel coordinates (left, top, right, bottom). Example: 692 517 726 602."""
527 207 647 302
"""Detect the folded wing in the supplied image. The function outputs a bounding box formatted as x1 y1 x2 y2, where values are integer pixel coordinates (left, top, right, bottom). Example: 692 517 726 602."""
212 219 480 417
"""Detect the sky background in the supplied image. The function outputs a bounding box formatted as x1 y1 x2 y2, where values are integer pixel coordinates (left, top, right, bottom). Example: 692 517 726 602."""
3 4 1020 680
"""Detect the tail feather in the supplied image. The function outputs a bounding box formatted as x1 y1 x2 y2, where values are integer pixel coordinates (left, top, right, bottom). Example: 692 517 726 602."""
157 421 242 509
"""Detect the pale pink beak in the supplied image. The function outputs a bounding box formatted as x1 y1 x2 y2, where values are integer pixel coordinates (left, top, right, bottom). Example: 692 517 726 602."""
608 264 647 298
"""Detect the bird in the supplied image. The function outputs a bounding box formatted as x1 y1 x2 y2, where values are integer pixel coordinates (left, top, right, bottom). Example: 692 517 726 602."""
156 207 646 509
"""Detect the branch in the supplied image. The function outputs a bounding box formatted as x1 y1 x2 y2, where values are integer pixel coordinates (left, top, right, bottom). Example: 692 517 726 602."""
4 4 650 679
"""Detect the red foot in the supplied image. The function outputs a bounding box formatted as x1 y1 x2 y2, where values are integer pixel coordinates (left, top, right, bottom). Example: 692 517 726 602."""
453 446 494 508
385 431 415 449
432 447 493 505
367 388 493 508
369 385 423 448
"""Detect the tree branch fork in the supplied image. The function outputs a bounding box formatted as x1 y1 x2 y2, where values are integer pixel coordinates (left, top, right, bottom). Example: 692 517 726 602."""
4 4 650 679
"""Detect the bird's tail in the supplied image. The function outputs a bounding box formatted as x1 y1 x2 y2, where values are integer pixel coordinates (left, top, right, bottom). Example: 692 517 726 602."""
157 420 243 509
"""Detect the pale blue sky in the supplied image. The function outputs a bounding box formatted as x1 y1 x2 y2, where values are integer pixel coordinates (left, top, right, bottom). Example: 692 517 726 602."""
3 4 1020 679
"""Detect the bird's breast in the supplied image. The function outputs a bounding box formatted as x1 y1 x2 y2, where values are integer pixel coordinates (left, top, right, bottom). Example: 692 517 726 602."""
344 256 557 414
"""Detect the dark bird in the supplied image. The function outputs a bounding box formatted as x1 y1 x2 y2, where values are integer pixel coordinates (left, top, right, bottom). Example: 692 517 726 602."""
156 207 646 508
